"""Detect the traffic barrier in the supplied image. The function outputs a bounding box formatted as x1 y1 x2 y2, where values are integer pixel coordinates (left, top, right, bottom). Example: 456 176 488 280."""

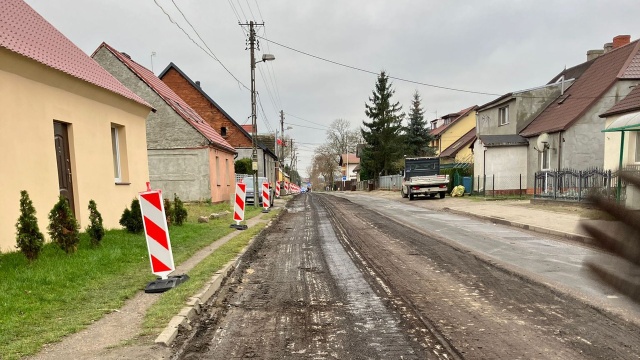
285 182 290 194
139 185 188 293
275 181 280 198
262 182 270 213
230 182 247 230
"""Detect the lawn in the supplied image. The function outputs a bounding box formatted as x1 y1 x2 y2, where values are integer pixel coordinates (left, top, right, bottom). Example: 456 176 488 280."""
0 202 264 359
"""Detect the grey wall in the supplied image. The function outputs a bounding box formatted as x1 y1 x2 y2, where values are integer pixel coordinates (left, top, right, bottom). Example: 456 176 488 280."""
93 48 207 150
148 148 211 201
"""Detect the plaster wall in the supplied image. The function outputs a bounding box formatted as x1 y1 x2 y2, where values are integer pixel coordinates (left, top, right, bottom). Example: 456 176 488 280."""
439 112 476 154
0 49 151 252
208 148 236 203
482 146 528 190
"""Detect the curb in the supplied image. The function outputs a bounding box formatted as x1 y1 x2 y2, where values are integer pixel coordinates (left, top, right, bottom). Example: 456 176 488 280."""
154 209 283 347
445 208 595 246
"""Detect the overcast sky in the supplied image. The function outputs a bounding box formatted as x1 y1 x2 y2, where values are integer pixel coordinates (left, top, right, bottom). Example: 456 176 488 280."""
24 0 639 178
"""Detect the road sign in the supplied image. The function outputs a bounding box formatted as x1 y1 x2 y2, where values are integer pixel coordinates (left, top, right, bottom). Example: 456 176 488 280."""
231 182 247 230
262 182 270 213
139 189 175 279
342 176 347 181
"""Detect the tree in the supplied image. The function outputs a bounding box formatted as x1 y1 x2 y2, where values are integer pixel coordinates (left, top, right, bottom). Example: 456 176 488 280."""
235 158 252 175
15 190 45 261
48 196 80 254
311 144 339 190
119 199 144 233
404 91 435 157
361 71 405 179
326 119 361 157
164 198 174 226
173 194 187 226
86 200 105 246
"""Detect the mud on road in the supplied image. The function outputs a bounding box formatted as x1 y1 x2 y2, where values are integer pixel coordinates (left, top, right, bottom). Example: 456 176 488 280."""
174 193 640 359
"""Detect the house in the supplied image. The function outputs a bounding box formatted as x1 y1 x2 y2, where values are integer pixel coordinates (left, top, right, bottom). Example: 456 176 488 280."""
520 35 640 181
473 80 575 192
339 153 360 181
429 106 477 164
92 43 236 203
158 63 278 185
601 85 640 208
439 128 476 164
0 0 153 252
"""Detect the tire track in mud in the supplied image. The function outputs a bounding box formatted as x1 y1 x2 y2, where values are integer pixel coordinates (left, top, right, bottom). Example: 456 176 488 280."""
316 193 640 359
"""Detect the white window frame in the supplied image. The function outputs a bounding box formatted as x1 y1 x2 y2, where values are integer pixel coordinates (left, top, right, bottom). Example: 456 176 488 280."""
111 125 122 182
499 106 509 126
541 147 551 170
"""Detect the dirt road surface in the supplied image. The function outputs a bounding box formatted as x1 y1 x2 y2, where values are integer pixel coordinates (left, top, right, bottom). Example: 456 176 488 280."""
174 193 640 359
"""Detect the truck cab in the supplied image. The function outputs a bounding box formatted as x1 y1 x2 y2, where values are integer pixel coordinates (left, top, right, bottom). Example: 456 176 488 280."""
401 157 449 200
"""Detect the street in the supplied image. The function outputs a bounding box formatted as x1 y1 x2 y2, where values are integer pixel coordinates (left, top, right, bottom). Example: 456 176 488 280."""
174 193 640 359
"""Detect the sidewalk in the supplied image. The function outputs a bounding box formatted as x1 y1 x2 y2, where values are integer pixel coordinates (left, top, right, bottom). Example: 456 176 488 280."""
364 190 621 247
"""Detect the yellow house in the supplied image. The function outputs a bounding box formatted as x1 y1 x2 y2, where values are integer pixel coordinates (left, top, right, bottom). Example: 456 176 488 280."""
430 106 478 164
0 0 153 252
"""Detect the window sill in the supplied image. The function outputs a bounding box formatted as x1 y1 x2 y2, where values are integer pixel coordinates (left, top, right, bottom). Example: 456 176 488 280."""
115 182 131 186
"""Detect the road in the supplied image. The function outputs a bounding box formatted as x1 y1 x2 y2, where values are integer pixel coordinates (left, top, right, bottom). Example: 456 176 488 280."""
174 192 640 359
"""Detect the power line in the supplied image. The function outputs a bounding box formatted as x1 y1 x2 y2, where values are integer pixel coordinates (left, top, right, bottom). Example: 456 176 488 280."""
153 0 250 91
235 0 249 21
256 34 501 97
257 66 281 113
244 0 257 21
284 112 331 129
285 122 329 131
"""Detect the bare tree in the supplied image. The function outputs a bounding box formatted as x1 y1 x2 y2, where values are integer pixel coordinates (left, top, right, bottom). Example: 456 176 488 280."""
326 119 361 156
311 144 339 190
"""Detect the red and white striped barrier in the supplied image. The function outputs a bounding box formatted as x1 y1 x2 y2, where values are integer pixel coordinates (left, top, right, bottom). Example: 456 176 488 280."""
275 181 280 198
262 182 270 211
139 189 175 279
284 182 290 194
233 182 246 226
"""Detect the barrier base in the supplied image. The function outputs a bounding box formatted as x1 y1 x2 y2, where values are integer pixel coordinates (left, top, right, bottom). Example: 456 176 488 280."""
144 274 190 294
230 224 248 230
261 208 270 213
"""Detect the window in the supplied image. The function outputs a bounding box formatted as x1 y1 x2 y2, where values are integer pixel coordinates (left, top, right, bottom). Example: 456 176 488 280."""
226 159 232 186
541 147 550 170
111 126 121 182
221 126 227 137
216 156 220 186
635 133 640 163
499 106 509 126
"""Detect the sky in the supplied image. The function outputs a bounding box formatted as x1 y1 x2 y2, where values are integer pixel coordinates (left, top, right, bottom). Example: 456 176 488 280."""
24 0 640 178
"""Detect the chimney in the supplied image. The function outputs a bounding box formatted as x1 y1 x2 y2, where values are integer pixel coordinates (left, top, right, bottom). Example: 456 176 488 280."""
613 35 631 49
604 42 613 53
120 52 131 59
195 81 201 87
587 49 604 61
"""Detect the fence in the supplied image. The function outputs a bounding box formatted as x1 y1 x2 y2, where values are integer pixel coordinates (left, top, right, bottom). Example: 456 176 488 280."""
378 175 403 190
532 168 626 202
473 174 527 197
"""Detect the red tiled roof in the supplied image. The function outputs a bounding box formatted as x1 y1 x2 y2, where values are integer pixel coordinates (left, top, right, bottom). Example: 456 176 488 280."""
430 105 477 136
0 0 151 109
340 153 360 165
520 40 640 137
242 125 253 133
440 128 476 158
620 48 640 79
96 43 235 153
601 85 640 117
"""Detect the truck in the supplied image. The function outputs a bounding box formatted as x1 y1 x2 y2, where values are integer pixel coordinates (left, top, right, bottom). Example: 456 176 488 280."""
400 157 449 200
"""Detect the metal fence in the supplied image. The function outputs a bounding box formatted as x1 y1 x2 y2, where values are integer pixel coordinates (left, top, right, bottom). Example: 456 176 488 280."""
533 168 619 201
378 175 403 190
235 173 248 184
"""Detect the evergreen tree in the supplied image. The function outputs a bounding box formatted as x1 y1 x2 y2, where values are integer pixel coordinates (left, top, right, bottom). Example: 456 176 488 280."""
86 200 105 246
404 91 435 157
360 71 405 179
48 196 80 254
173 194 188 226
15 190 45 261
164 198 174 227
119 199 144 233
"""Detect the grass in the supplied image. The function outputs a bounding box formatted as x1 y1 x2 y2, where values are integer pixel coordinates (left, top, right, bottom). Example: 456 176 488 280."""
0 202 265 359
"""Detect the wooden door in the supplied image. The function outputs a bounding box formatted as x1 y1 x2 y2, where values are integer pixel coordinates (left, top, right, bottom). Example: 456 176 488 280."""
53 122 75 214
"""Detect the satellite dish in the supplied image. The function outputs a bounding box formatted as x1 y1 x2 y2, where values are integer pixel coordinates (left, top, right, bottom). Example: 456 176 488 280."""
536 133 550 152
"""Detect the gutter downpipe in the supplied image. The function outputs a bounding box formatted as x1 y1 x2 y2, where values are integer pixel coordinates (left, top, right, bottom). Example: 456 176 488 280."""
617 131 625 203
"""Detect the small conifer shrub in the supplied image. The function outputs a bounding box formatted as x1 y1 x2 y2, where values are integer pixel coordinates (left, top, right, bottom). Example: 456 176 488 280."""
48 196 80 254
173 194 188 226
15 190 45 261
119 198 144 233
86 200 105 246
164 198 174 227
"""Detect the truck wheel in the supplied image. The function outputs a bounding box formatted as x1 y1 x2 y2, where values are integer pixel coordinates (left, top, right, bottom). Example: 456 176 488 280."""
401 187 408 198
429 193 436 198
439 192 446 199
409 189 414 201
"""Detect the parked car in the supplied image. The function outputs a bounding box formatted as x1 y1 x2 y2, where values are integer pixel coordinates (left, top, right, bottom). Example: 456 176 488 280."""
242 176 274 207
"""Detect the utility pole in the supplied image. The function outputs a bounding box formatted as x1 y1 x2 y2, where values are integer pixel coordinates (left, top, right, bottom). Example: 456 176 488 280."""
280 110 285 162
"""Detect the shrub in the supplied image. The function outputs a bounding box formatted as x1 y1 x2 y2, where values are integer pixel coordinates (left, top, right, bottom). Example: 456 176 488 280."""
173 194 187 226
86 200 105 246
119 198 144 233
164 198 174 227
48 196 80 254
15 190 45 261
234 157 252 175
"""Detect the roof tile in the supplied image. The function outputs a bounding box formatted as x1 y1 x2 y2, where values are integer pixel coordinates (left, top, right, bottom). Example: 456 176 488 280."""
601 85 640 117
0 0 150 108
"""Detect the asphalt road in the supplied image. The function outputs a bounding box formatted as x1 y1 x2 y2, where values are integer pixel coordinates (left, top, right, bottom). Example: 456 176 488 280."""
174 193 640 359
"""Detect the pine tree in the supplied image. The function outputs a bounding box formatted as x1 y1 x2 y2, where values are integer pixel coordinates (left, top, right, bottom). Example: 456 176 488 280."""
405 91 435 157
86 200 105 246
48 196 80 254
173 194 187 226
15 190 45 261
119 199 144 233
164 198 174 227
361 71 405 179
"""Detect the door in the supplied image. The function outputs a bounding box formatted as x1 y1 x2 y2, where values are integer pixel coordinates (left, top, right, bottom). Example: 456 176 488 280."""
53 122 75 214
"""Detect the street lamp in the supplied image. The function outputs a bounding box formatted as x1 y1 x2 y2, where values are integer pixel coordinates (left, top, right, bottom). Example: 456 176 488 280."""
249 22 275 207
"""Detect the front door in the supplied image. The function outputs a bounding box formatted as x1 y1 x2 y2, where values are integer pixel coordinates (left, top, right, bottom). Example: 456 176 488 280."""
53 122 75 214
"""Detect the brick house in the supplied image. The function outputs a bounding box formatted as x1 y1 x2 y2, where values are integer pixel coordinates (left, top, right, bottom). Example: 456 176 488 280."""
158 63 277 184
92 43 237 203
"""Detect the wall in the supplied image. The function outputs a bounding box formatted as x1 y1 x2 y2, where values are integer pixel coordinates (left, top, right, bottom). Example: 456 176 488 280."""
439 111 476 156
477 98 516 136
148 148 210 201
0 49 150 252
160 68 252 148
208 148 236 203
483 146 528 190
